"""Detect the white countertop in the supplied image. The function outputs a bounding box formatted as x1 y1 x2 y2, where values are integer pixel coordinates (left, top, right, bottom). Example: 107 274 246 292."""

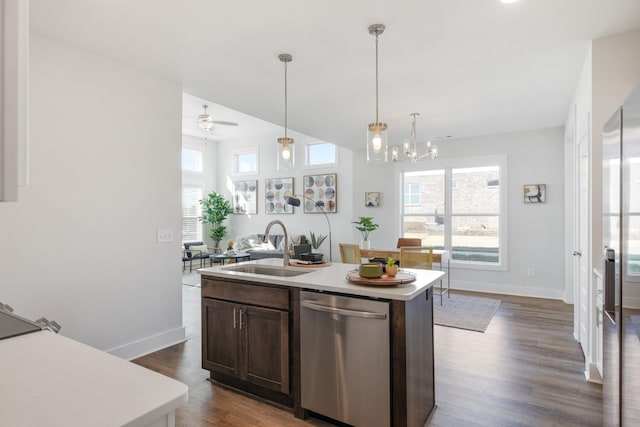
198 258 444 301
0 330 188 427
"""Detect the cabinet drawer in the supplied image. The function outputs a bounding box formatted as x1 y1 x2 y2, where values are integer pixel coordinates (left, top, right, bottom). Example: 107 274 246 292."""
202 278 290 310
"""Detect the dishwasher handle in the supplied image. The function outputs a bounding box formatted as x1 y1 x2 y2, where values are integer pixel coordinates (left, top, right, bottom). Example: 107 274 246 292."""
301 300 387 319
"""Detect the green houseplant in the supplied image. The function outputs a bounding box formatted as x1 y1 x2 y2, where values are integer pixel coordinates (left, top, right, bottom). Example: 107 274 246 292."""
308 231 328 252
352 216 379 249
199 191 233 249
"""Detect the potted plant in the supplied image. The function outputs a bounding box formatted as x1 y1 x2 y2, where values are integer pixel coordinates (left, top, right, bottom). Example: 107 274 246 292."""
386 257 398 277
308 231 328 252
199 191 233 250
352 216 379 250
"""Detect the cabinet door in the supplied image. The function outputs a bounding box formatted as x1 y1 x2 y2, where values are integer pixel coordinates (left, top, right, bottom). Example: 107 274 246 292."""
202 298 240 377
242 305 290 394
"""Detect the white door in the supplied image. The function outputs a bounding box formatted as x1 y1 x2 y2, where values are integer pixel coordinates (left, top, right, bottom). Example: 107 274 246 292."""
575 118 590 355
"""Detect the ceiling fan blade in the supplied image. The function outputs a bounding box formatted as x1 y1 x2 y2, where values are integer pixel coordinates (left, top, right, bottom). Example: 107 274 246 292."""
212 120 239 126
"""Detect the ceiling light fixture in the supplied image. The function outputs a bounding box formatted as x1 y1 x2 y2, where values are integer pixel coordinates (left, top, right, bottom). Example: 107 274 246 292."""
198 105 215 130
277 53 294 171
197 105 239 131
367 24 388 163
499 0 520 3
391 113 438 162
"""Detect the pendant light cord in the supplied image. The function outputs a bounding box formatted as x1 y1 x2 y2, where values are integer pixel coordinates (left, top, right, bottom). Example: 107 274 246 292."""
375 33 379 123
284 60 288 139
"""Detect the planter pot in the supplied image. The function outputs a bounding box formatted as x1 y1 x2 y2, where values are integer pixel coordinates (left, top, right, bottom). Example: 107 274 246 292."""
360 240 371 250
386 265 398 277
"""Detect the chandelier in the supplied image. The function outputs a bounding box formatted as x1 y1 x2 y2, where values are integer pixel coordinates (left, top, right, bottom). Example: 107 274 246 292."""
392 113 438 162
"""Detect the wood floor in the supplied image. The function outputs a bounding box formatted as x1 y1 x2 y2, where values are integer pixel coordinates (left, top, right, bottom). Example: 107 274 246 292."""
133 286 602 426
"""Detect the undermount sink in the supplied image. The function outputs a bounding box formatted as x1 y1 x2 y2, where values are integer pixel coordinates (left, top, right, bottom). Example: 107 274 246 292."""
222 264 311 277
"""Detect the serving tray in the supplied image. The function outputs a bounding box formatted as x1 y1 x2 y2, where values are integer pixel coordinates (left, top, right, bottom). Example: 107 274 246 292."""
345 270 416 286
289 260 332 268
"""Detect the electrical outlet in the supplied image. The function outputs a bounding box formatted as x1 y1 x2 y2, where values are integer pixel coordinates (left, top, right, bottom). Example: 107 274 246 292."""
527 267 535 278
157 229 173 243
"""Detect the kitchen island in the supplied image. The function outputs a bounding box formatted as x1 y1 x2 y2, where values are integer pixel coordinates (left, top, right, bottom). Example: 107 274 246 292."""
199 258 443 427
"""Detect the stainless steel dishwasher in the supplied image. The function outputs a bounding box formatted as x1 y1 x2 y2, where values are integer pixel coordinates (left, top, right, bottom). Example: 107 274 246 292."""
300 290 390 427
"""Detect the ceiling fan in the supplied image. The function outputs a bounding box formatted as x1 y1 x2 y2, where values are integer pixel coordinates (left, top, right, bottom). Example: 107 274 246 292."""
197 105 238 130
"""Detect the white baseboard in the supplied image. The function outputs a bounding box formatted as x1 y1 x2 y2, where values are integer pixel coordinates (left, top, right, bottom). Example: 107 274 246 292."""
106 326 187 361
585 362 603 384
623 295 640 309
451 279 566 300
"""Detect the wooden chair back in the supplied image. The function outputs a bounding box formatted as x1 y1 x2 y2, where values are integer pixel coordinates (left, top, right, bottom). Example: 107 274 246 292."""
339 243 362 264
400 246 433 270
396 238 422 248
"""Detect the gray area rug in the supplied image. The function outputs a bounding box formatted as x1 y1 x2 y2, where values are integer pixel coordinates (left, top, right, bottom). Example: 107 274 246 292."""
434 293 501 332
182 272 201 287
630 315 640 341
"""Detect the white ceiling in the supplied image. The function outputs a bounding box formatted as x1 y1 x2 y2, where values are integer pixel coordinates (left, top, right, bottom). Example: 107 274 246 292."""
31 0 640 149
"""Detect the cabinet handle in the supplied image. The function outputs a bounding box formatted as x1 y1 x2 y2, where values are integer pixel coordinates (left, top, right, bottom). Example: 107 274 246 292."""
239 310 244 330
233 308 237 329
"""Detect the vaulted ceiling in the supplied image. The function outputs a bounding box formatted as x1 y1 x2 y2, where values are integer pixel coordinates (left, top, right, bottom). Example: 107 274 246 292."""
31 0 640 147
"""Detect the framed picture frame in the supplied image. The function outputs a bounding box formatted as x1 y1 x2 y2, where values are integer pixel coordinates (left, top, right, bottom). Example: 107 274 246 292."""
265 177 294 214
365 192 380 207
232 180 258 214
303 173 337 213
524 184 546 203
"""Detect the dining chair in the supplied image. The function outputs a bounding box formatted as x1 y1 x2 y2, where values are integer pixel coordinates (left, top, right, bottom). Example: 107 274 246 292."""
396 237 422 248
339 243 362 264
399 246 433 270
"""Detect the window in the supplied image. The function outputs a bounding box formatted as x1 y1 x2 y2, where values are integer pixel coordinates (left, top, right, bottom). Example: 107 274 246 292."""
234 151 258 174
182 185 202 243
306 142 337 166
401 159 505 269
403 182 421 205
182 148 203 172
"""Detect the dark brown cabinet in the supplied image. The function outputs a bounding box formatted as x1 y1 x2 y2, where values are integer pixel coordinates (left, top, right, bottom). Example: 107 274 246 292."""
202 279 290 396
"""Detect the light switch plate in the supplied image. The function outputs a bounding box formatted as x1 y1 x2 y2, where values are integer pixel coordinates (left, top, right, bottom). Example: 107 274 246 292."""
157 229 173 243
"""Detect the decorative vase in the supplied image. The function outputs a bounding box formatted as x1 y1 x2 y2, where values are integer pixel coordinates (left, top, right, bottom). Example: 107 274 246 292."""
360 239 371 250
386 265 398 277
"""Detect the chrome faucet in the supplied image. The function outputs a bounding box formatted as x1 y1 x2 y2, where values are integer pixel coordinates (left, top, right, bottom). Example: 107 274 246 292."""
264 220 291 266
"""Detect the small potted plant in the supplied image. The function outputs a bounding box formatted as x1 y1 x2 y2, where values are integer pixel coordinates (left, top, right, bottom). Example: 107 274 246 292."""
386 257 398 277
352 216 379 250
308 231 328 253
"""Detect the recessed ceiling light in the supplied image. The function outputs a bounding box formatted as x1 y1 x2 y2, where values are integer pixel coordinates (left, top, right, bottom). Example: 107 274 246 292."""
500 0 520 3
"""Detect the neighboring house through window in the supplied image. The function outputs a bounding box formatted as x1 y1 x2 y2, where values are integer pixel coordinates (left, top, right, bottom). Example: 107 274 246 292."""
401 156 506 269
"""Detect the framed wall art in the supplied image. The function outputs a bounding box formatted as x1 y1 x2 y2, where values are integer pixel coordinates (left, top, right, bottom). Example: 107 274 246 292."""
232 180 257 214
303 173 337 213
265 177 294 214
524 184 546 203
365 192 380 207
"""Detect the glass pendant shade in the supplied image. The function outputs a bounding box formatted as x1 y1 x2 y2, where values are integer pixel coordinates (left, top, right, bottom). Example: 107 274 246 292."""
367 122 388 162
278 137 294 170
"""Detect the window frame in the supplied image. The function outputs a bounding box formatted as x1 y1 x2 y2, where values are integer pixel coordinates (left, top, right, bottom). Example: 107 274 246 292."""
304 141 338 168
233 148 259 176
400 155 507 271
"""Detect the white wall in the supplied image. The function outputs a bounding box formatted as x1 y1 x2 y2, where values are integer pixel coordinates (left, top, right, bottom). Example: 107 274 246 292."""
213 131 354 263
353 127 566 299
0 35 185 359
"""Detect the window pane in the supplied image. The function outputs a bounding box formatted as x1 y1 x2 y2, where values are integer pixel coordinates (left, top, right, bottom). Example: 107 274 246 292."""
452 166 499 214
402 216 444 248
403 170 445 215
182 149 202 172
181 186 202 242
236 152 257 173
307 142 336 166
451 215 499 263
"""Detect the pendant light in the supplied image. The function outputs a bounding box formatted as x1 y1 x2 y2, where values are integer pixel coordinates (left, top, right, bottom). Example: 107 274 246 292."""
367 24 388 163
392 113 438 162
277 53 294 171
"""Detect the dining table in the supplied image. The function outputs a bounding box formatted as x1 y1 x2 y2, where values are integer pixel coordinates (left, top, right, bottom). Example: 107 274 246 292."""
361 248 450 304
